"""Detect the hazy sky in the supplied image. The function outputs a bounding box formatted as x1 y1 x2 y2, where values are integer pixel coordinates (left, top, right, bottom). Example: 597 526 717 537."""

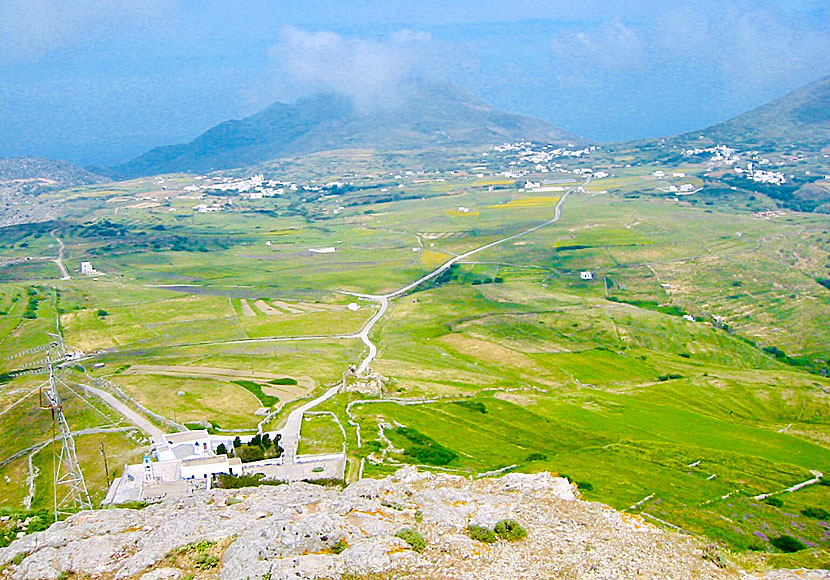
0 0 828 165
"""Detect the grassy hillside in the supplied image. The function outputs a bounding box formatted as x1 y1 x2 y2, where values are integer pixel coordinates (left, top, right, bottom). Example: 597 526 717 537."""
0 143 827 567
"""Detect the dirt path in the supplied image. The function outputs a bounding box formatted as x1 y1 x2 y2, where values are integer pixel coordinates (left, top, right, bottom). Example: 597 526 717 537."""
80 383 165 440
50 229 70 280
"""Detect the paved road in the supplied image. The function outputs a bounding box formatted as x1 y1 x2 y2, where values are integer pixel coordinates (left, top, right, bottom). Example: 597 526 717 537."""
50 229 71 280
269 382 343 464
80 383 165 440
345 187 576 375
273 186 578 464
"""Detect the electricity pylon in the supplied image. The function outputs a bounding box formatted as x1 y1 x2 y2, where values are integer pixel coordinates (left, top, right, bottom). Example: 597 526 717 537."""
37 334 92 519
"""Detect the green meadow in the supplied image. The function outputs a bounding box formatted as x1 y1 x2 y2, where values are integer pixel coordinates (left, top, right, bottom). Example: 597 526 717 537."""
0 146 827 567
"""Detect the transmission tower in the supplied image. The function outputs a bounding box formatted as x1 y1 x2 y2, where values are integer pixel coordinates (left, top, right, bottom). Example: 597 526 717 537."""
37 334 92 519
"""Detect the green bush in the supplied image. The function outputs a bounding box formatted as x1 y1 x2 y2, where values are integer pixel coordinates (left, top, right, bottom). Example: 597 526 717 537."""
194 553 219 569
801 507 829 519
452 400 487 413
575 480 593 491
525 452 547 462
494 519 527 541
764 496 783 508
268 377 298 385
395 528 426 552
770 535 807 553
467 524 496 543
330 539 348 554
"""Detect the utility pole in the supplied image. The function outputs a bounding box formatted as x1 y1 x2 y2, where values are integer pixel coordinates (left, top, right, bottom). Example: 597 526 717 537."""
100 442 110 487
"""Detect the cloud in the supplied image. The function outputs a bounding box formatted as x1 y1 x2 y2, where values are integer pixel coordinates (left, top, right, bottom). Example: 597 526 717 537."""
0 0 178 63
551 7 830 97
269 26 435 110
551 19 648 71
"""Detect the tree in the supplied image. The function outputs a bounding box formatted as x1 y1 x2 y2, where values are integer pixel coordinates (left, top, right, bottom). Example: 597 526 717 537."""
261 433 271 449
233 436 242 449
216 443 227 455
250 434 262 448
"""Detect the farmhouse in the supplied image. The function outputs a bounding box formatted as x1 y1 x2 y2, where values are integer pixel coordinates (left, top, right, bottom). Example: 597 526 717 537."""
80 261 102 276
580 271 594 280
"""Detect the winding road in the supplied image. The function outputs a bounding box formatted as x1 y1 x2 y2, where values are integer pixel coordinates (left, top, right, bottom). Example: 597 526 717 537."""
345 188 573 374
273 186 577 463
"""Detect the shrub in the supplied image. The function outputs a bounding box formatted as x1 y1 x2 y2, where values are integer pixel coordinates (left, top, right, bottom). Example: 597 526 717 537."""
801 507 829 519
215 443 227 455
194 553 219 569
494 519 527 541
764 496 783 508
525 452 547 462
770 535 807 553
268 377 298 385
452 400 487 413
330 539 348 554
575 480 593 491
701 544 728 568
467 524 496 543
395 528 426 552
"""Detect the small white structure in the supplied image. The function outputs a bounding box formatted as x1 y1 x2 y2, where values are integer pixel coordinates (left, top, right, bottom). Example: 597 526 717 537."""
309 247 336 254
580 271 594 280
456 206 471 213
347 303 360 311
80 262 101 276
180 455 242 480
683 314 696 322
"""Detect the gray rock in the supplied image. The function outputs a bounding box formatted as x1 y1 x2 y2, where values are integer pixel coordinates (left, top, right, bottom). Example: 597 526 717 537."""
140 568 183 580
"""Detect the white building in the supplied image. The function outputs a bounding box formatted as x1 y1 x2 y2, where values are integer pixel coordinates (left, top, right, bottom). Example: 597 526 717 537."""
181 455 242 480
80 262 102 276
580 271 594 280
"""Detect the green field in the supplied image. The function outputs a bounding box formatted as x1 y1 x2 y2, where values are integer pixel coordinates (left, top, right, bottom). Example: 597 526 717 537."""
0 144 828 568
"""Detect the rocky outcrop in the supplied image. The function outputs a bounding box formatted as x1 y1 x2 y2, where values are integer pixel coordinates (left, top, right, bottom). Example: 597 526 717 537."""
0 467 819 579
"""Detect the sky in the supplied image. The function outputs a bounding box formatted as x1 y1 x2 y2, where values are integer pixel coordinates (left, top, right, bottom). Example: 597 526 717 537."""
0 0 828 166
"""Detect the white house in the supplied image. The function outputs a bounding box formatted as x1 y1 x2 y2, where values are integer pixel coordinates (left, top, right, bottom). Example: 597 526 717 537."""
80 262 96 276
180 455 242 480
580 271 594 280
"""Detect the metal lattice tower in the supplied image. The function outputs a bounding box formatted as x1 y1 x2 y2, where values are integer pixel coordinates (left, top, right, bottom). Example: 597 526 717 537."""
38 335 92 518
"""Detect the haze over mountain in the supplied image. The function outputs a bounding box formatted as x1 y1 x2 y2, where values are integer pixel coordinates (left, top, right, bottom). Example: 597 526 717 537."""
109 81 583 178
689 75 830 151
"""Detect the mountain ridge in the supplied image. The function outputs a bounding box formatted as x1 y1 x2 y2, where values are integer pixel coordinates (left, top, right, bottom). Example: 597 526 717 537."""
109 81 584 178
685 75 830 150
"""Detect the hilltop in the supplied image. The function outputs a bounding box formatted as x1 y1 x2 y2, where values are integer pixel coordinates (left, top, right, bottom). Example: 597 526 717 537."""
0 468 784 580
109 81 582 178
687 75 830 151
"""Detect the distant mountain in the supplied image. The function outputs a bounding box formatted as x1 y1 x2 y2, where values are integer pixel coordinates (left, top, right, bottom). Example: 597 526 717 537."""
0 156 107 185
110 81 583 178
690 75 830 151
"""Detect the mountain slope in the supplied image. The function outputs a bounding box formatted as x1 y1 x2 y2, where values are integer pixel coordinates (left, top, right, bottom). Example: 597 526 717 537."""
110 82 583 178
694 75 830 150
0 156 107 185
